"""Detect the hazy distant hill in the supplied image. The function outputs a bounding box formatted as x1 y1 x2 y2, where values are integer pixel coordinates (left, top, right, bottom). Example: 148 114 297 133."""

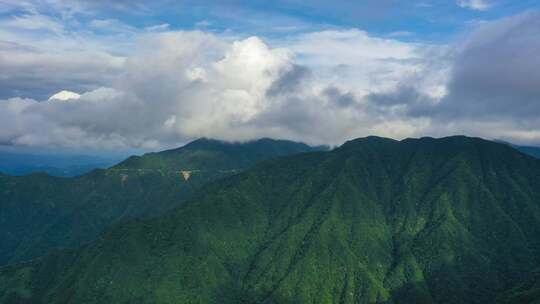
2 136 540 303
0 151 120 177
494 140 540 160
513 145 540 159
0 138 323 266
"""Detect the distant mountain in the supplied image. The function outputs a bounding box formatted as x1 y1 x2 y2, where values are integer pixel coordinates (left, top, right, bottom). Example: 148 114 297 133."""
2 136 540 303
115 137 328 170
0 151 120 177
0 138 322 267
494 140 540 159
513 145 540 159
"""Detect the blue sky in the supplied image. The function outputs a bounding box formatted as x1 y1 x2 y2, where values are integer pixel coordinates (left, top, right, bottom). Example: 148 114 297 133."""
0 0 540 151
148 0 539 40
3 0 539 44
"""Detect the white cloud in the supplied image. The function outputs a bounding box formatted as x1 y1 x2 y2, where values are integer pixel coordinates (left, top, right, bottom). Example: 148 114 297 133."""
0 30 431 149
48 90 81 101
457 0 490 11
145 23 170 32
0 12 64 34
368 11 540 145
2 5 540 150
280 29 428 98
0 8 130 100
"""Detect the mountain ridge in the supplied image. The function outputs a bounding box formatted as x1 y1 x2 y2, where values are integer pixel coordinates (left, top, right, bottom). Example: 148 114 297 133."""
2 135 539 303
114 137 327 171
0 138 323 267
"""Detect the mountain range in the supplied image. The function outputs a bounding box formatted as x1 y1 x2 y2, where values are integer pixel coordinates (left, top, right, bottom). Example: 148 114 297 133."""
0 138 324 267
1 136 540 303
1 140 537 178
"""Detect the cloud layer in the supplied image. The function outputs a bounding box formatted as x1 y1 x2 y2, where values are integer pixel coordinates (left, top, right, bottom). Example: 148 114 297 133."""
0 23 430 148
370 11 540 144
1 7 540 149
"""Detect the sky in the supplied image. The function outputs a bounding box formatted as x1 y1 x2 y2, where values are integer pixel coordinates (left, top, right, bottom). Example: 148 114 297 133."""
1 0 540 152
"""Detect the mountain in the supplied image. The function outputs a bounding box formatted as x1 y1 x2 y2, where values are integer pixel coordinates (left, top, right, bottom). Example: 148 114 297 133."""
493 140 540 160
0 151 120 177
513 145 540 159
2 136 540 303
497 269 540 303
0 138 322 267
115 137 329 171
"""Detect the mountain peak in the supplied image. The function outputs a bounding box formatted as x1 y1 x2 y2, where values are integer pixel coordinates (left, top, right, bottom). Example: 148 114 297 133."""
114 137 324 171
180 137 313 150
340 135 501 149
340 136 398 149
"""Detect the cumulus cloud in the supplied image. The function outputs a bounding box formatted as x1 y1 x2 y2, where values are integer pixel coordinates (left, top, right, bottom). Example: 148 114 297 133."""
284 29 423 95
368 11 540 145
48 90 81 101
0 28 430 149
438 12 540 117
0 7 128 100
432 11 540 143
1 6 540 150
0 41 125 100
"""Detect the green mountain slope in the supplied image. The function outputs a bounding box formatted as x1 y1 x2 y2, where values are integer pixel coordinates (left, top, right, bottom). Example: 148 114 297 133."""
0 138 321 267
496 269 540 304
2 136 540 303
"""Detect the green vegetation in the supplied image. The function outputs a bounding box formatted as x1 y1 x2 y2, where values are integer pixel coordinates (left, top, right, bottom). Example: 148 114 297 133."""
2 136 540 303
0 138 321 266
497 269 540 303
114 137 328 171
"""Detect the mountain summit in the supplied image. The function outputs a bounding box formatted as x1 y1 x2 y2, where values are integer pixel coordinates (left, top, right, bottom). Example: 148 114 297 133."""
115 137 326 171
2 136 540 303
